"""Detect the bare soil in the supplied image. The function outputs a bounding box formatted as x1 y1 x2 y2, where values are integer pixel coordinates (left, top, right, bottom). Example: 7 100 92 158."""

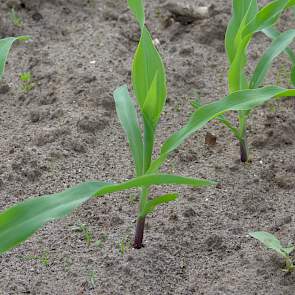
0 0 295 294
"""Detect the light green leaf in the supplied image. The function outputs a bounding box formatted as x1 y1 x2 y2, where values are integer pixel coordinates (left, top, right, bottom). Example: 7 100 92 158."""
141 193 178 217
0 36 30 80
250 29 295 88
0 181 106 255
225 0 258 63
132 26 167 128
128 0 145 29
249 231 289 257
0 173 215 254
242 0 289 37
114 85 143 176
94 174 217 196
150 86 295 172
228 0 290 92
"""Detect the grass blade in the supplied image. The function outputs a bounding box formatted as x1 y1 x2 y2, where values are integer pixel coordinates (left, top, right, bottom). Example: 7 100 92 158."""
114 85 144 176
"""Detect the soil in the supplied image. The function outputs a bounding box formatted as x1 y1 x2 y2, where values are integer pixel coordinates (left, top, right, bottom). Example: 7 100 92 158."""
0 0 295 294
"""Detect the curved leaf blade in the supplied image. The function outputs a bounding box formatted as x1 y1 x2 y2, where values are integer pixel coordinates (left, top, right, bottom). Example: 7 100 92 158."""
242 0 289 37
0 36 30 80
0 173 215 254
141 193 178 217
132 26 167 128
250 29 295 88
114 85 143 176
151 86 295 171
0 181 106 255
249 231 286 257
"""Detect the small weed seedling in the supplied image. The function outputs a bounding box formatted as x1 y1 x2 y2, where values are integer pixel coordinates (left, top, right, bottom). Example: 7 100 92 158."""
9 8 23 27
20 71 34 92
250 231 294 273
18 251 50 267
0 0 216 254
186 0 295 162
72 223 93 247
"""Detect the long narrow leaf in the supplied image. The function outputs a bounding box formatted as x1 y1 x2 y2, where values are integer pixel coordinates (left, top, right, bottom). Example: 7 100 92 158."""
0 181 106 254
250 29 295 88
242 0 289 37
0 173 215 254
225 0 258 63
94 174 216 197
149 86 295 172
114 85 144 176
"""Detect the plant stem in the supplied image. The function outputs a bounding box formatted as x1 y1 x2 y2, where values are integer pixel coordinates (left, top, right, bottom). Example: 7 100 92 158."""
133 217 145 249
238 111 249 162
239 137 249 162
133 187 149 249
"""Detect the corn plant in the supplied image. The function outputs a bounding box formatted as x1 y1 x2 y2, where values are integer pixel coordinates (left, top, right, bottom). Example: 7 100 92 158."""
250 231 294 273
190 0 295 162
0 0 217 254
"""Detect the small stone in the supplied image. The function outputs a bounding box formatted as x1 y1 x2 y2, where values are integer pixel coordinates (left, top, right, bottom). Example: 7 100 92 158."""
30 110 40 123
32 12 43 21
183 207 196 218
163 1 211 23
205 132 217 146
71 141 86 153
274 174 295 189
0 84 10 94
77 116 108 133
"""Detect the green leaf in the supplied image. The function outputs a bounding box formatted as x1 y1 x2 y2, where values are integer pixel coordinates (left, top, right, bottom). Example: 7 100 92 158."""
114 85 144 176
128 0 145 29
250 29 295 88
242 0 289 37
94 174 217 197
225 0 258 63
0 181 106 255
141 193 178 217
132 26 167 128
0 173 215 254
0 36 30 80
249 231 290 257
263 27 295 63
150 86 295 172
227 0 290 92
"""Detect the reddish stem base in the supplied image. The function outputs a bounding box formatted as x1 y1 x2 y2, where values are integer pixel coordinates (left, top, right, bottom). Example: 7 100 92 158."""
133 217 145 249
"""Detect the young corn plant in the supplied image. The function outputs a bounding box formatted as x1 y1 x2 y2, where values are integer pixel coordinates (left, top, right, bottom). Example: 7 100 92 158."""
250 231 295 273
0 0 216 254
190 0 295 162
